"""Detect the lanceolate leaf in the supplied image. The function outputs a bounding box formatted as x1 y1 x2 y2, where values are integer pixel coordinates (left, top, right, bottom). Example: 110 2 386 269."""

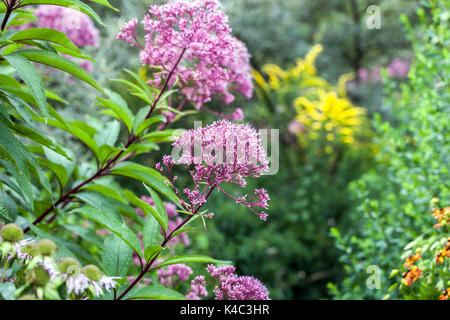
102 234 133 277
20 0 104 25
2 53 48 118
7 28 82 54
155 255 229 269
13 49 104 93
0 200 12 222
143 184 168 232
143 214 164 261
74 192 122 222
0 120 39 209
71 207 142 258
97 90 133 132
87 0 119 11
111 162 179 204
126 286 185 300
7 121 70 159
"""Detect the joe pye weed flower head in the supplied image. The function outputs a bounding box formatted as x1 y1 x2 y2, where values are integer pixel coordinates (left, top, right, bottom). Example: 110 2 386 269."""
157 120 270 221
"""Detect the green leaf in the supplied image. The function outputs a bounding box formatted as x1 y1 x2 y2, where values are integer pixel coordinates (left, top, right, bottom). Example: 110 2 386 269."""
71 207 142 258
13 49 104 93
7 121 70 159
50 44 94 62
0 121 37 208
135 114 166 136
97 90 133 132
143 184 168 232
171 227 196 238
68 121 99 156
2 53 48 118
155 255 228 269
28 224 78 260
20 0 104 25
0 88 35 125
87 0 119 11
43 147 74 187
126 142 159 156
0 283 16 300
7 28 82 54
124 69 155 95
102 234 133 277
132 106 150 135
97 144 122 164
143 214 164 261
63 224 103 248
141 129 183 144
94 120 120 147
74 192 121 222
81 183 127 203
0 200 12 222
111 162 178 204
127 286 185 300
144 245 162 264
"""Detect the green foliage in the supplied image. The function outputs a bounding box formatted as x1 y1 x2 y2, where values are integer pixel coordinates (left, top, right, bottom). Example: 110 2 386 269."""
101 234 133 277
126 285 186 300
330 0 449 299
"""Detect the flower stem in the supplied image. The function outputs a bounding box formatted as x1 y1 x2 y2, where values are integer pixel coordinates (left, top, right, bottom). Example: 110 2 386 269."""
116 185 215 300
1 0 18 31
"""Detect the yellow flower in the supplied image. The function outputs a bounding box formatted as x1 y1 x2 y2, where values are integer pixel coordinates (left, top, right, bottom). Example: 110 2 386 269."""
303 44 323 75
257 44 327 92
294 91 368 148
337 73 355 98
253 43 372 156
251 69 269 91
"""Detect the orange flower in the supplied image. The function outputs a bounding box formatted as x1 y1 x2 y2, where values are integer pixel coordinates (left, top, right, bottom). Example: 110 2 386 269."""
402 266 422 286
435 238 450 265
432 207 450 228
439 288 449 300
404 251 422 268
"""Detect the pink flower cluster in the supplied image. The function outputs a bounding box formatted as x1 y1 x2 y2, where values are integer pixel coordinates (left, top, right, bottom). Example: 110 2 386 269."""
137 196 190 246
386 58 411 78
157 263 193 287
117 0 253 109
157 121 270 220
358 58 411 84
186 276 208 300
207 265 270 300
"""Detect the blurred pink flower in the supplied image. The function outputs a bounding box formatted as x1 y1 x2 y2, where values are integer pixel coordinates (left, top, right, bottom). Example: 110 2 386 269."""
288 120 304 135
186 276 208 300
157 263 193 287
387 58 411 78
35 5 99 47
117 0 253 109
